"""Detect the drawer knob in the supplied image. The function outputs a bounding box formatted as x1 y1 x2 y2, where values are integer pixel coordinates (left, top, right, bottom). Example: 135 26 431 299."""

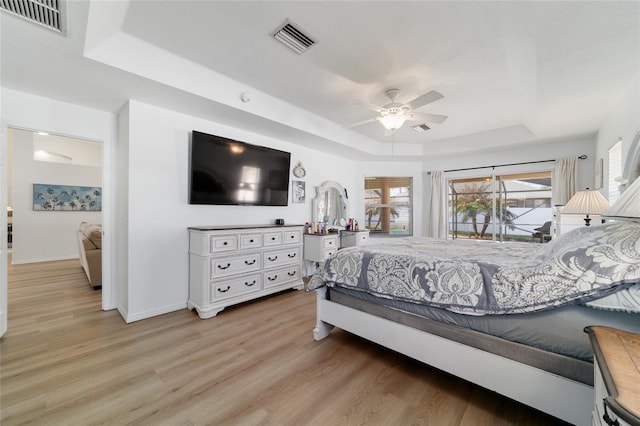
245 259 256 265
290 235 295 239
218 285 231 293
223 241 228 246
288 253 296 258
287 271 296 276
268 275 278 281
245 280 256 287
249 239 254 243
217 263 231 270
268 256 278 262
271 237 276 241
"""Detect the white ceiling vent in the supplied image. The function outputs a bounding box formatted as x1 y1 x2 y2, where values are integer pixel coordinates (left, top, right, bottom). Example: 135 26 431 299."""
0 0 64 33
272 20 316 54
412 123 431 133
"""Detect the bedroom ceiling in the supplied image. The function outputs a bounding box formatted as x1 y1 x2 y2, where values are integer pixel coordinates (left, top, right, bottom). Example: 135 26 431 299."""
1 1 639 158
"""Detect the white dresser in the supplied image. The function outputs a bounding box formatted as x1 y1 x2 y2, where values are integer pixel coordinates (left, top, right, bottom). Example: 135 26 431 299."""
340 229 370 248
303 233 339 263
188 225 304 318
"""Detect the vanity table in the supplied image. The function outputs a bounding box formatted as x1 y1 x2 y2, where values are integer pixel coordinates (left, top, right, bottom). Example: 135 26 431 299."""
303 233 339 263
304 181 349 264
340 229 370 248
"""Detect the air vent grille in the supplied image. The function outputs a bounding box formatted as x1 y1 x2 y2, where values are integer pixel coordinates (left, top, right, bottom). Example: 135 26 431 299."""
272 20 316 54
1 0 63 32
412 123 431 133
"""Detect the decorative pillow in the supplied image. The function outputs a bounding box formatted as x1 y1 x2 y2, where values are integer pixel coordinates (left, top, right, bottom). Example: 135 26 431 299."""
86 224 102 249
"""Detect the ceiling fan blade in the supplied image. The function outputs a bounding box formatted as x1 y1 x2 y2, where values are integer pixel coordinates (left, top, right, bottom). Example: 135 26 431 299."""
347 117 379 128
408 112 448 124
405 90 444 110
352 101 383 112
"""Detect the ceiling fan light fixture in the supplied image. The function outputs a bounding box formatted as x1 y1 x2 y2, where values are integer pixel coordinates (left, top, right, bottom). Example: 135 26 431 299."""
378 107 411 130
378 114 407 130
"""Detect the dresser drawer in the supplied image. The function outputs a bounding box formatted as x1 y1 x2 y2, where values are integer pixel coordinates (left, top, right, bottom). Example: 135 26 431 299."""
239 233 262 250
210 253 261 278
264 247 301 269
209 234 237 253
210 274 261 301
283 229 302 244
263 265 301 289
325 248 337 258
264 231 283 246
324 236 339 249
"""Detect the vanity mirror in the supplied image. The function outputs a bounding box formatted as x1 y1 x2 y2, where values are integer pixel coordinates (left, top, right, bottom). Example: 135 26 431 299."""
312 181 349 227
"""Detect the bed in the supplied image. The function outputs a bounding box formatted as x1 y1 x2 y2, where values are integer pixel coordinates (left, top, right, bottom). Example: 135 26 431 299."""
308 221 640 426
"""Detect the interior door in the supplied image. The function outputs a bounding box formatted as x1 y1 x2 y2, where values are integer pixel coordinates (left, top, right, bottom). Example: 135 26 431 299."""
1 125 8 337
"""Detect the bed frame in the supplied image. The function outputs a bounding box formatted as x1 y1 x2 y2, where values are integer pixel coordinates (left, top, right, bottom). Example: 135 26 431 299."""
313 287 593 426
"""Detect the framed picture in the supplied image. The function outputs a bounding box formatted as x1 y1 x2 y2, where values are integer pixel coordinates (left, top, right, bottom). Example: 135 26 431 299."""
292 180 305 203
594 158 603 190
33 183 102 211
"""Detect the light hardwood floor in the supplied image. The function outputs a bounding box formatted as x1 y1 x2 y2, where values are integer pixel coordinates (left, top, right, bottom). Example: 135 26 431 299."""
1 258 570 425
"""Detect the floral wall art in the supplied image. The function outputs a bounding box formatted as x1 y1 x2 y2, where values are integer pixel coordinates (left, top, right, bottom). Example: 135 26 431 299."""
33 183 102 211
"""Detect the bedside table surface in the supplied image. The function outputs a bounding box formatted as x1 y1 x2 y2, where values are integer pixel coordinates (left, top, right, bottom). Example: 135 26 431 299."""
586 326 640 424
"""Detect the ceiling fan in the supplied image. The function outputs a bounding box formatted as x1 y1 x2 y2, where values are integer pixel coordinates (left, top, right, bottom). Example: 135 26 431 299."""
349 88 448 132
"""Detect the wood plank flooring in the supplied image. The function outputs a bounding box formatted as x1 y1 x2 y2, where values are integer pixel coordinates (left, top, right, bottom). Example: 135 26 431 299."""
1 258 571 425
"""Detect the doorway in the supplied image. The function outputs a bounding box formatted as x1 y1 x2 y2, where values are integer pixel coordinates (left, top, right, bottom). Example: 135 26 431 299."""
4 127 104 314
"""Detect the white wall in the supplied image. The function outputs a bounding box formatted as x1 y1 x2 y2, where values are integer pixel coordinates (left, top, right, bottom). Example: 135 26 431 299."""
10 128 101 264
422 136 595 190
1 88 117 310
120 100 359 322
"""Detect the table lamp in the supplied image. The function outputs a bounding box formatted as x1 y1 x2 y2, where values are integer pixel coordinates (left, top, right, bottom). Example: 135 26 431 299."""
562 188 610 226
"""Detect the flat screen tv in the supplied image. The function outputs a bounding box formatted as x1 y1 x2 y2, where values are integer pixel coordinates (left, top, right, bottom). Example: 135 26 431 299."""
189 131 291 206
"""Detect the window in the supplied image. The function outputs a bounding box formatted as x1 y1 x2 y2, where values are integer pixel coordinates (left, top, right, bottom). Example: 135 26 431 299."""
364 177 412 236
608 140 622 204
448 171 552 242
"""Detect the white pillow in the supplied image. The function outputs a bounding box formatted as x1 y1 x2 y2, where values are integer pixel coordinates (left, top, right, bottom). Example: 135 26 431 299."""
585 284 640 314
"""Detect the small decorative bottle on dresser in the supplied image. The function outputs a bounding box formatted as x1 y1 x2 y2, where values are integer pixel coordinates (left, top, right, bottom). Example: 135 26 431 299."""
188 224 304 319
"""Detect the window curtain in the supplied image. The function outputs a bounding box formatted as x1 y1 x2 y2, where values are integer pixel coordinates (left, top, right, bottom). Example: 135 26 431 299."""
424 171 448 238
553 157 578 206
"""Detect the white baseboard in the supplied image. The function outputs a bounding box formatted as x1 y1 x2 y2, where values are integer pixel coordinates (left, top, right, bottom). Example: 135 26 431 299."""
11 255 79 265
124 301 188 323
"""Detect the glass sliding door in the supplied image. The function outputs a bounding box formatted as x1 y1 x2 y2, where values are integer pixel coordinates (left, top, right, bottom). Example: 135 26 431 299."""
449 171 552 243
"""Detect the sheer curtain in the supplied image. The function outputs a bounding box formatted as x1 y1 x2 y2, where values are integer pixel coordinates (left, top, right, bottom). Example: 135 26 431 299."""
554 157 578 205
424 171 448 238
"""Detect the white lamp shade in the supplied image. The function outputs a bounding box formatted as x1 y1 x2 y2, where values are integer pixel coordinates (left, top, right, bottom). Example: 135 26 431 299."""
562 189 610 215
603 176 640 219
378 114 407 130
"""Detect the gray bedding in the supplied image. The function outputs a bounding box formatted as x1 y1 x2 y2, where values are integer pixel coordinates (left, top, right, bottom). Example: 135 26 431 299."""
308 222 640 315
329 286 640 364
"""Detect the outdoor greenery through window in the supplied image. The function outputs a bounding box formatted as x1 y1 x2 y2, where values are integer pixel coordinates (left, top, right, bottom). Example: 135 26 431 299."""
365 177 412 236
448 171 552 243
